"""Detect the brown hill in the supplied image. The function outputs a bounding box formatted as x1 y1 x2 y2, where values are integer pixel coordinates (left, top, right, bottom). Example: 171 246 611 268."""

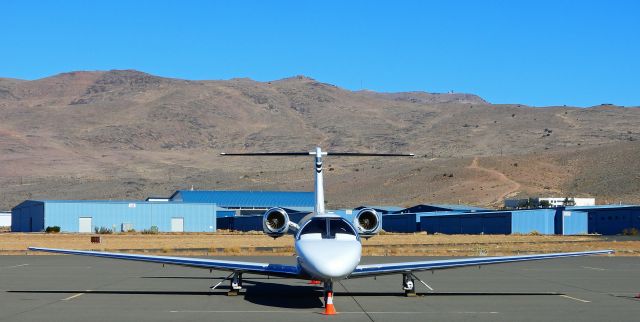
0 70 638 209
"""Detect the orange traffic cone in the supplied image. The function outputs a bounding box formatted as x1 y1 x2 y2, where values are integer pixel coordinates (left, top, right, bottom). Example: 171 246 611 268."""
323 291 337 315
309 280 321 285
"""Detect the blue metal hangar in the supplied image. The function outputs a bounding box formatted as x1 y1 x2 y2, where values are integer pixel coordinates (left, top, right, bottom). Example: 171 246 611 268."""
169 190 314 215
11 190 315 233
381 206 640 235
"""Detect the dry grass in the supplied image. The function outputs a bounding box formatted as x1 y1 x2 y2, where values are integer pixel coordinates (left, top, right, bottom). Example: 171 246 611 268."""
2 232 638 256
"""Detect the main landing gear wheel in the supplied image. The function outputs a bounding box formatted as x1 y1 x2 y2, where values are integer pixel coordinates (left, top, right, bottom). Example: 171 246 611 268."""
403 273 416 297
227 272 243 296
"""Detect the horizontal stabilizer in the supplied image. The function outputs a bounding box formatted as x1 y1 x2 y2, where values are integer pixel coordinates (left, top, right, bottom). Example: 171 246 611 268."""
221 151 414 157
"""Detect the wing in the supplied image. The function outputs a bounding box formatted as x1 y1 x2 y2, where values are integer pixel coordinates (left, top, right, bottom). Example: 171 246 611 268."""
28 247 300 278
351 250 613 278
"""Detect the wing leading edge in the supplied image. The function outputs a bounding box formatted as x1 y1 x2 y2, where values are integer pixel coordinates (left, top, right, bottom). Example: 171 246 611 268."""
28 247 300 278
351 250 613 277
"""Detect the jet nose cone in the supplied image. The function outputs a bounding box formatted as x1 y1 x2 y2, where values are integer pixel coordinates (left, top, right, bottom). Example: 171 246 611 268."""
297 240 361 279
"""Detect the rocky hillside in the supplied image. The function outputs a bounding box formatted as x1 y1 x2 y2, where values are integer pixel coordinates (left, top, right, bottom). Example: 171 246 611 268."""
0 70 638 209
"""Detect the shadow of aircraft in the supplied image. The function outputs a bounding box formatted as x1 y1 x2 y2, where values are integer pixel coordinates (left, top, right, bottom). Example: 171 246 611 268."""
7 278 562 309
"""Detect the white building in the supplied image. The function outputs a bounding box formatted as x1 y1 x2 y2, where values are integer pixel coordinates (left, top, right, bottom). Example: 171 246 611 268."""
505 197 595 208
0 211 11 227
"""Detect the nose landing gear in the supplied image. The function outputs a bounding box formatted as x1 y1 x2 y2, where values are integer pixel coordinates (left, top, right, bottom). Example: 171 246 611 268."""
322 280 336 315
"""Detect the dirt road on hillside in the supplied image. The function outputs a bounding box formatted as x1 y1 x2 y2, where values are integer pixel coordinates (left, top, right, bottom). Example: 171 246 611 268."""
467 157 521 206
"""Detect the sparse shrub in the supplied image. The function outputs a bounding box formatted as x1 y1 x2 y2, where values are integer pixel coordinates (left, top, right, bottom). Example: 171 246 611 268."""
622 228 639 236
473 245 489 256
45 226 61 233
529 230 541 236
142 226 159 234
94 226 113 234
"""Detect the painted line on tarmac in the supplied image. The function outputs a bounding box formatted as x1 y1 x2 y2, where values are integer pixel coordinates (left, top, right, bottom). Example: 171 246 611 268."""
559 295 591 303
581 266 606 271
61 292 88 301
169 310 499 314
2 263 29 269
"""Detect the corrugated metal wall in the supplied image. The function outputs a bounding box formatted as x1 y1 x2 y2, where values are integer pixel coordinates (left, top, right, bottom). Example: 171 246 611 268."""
11 201 45 232
479 213 511 234
586 208 640 235
232 215 262 231
381 214 417 232
511 209 555 234
420 212 512 234
217 210 237 218
558 210 588 235
13 201 217 232
216 217 234 230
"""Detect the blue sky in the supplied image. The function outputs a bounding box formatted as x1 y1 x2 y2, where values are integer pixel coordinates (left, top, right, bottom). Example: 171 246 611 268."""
1 0 638 106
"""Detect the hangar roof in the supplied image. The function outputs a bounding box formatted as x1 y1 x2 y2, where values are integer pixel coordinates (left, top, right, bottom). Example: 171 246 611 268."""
169 190 315 208
395 204 489 214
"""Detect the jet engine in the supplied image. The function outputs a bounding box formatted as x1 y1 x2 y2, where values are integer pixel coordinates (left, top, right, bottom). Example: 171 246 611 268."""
353 208 381 237
262 208 290 238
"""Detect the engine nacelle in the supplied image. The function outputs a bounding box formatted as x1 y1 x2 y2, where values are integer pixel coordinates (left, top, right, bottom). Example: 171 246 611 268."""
262 207 290 238
353 208 381 237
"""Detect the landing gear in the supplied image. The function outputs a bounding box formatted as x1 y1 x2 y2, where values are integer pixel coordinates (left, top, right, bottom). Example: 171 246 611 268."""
322 280 336 315
227 272 243 296
403 273 416 297
323 280 333 305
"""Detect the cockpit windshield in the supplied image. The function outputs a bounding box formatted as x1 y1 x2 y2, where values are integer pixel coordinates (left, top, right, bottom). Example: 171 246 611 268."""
298 217 358 240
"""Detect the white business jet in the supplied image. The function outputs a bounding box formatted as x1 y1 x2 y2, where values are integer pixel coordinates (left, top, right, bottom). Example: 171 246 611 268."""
29 147 612 313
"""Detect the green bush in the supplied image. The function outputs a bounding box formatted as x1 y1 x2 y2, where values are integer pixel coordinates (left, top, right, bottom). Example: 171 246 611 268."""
94 226 113 234
45 226 61 233
142 226 159 234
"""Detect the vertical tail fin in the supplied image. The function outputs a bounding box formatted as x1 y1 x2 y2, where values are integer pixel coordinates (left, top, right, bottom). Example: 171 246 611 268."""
310 147 327 215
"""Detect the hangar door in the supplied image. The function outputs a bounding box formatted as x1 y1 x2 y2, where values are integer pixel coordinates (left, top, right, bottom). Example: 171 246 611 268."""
79 217 92 233
171 217 184 232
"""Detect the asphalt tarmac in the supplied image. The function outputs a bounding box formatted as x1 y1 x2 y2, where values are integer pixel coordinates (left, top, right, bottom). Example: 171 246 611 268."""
1 254 638 321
